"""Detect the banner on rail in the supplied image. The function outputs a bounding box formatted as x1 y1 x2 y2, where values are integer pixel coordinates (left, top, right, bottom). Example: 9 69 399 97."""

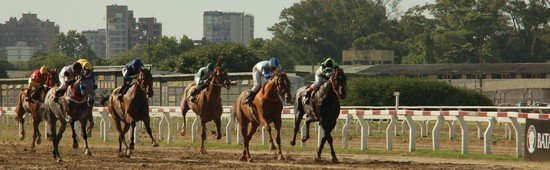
524 118 550 161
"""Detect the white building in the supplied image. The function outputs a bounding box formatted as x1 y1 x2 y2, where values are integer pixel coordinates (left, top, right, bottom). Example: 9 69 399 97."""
203 11 254 45
6 41 39 62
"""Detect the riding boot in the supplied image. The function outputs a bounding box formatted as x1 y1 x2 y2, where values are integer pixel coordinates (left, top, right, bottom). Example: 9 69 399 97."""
188 88 200 102
304 87 314 104
244 90 258 104
117 84 128 100
25 88 33 102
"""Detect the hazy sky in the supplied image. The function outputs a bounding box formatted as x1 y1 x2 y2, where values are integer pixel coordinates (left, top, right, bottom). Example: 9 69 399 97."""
1 0 434 40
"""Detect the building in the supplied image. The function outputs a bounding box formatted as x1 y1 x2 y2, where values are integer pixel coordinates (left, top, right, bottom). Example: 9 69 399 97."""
0 13 59 58
106 5 136 58
342 49 394 65
203 11 254 44
106 5 162 58
82 29 106 58
5 41 40 62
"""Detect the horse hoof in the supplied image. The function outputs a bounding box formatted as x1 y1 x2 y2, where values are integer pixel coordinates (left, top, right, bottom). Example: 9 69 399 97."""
129 144 135 150
199 149 207 154
85 149 92 156
72 143 79 149
19 135 25 141
301 138 308 143
314 157 322 162
277 154 285 161
331 157 339 163
152 142 159 147
36 138 41 145
270 145 277 150
118 153 126 158
239 156 247 162
56 158 63 162
180 131 186 136
289 141 296 146
247 158 254 163
127 150 132 157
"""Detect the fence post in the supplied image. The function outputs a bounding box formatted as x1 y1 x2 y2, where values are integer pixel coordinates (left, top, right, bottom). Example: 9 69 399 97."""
510 117 523 157
484 117 496 154
100 111 110 142
356 114 368 151
163 112 172 144
226 111 235 144
386 115 397 151
262 126 268 145
432 115 443 151
448 120 456 139
475 121 483 139
300 121 307 148
158 115 165 140
133 121 142 143
342 114 352 149
456 116 469 154
236 122 243 145
191 116 200 142
404 115 416 152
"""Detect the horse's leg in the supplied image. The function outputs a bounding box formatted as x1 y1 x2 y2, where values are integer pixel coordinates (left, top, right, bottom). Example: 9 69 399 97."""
316 123 328 161
86 109 94 138
199 119 207 154
143 118 159 147
214 118 222 140
114 119 125 158
48 116 57 160
266 125 276 150
121 122 131 158
290 105 305 146
30 115 41 152
180 100 190 136
16 94 25 140
17 115 25 140
239 118 249 162
245 122 260 162
70 120 79 149
54 120 67 162
80 118 92 156
326 122 338 163
302 115 316 142
128 121 136 156
274 119 284 160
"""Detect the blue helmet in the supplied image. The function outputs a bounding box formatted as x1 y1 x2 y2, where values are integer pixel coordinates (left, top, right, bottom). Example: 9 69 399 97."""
268 57 280 69
131 59 143 70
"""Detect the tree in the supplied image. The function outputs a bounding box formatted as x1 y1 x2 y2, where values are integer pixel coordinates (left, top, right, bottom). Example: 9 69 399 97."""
159 43 259 73
0 59 14 78
150 36 181 63
51 30 95 58
179 35 195 52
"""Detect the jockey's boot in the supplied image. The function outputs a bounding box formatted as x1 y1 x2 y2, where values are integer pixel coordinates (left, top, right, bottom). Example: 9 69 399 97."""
117 84 128 101
25 88 33 102
244 90 258 104
304 87 314 104
189 88 200 102
55 85 67 98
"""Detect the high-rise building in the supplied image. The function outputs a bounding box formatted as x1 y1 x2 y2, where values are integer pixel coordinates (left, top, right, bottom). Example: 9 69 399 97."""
106 5 136 58
6 41 40 62
82 29 106 58
203 11 254 44
0 13 59 58
106 5 162 58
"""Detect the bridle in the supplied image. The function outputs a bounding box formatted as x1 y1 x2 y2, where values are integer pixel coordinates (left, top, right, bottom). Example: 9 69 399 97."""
207 67 231 88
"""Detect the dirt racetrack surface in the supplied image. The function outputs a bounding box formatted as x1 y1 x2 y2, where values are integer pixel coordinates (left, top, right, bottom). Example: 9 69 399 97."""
0 141 546 170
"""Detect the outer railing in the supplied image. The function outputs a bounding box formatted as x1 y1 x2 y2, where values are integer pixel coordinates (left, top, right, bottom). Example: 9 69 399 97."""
1 106 549 157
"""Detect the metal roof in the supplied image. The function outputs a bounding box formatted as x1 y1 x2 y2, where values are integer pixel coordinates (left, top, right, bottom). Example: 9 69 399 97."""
357 63 550 75
293 65 375 74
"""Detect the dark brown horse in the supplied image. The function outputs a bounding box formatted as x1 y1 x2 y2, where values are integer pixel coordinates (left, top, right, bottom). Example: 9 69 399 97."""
15 68 58 152
105 68 158 158
234 69 292 162
290 68 347 163
180 66 231 153
44 77 96 161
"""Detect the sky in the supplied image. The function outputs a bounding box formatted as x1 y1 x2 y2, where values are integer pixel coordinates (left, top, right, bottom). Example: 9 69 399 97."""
1 0 434 40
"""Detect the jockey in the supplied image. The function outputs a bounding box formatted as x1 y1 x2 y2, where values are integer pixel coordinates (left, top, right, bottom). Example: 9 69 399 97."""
189 63 215 101
244 57 282 104
25 66 51 102
303 58 339 103
77 58 94 79
117 59 143 100
56 62 83 97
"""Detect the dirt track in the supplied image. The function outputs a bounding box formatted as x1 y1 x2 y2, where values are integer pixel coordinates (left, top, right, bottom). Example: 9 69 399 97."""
0 141 546 170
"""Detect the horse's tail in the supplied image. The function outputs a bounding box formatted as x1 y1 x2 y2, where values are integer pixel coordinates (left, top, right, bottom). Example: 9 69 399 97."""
99 95 110 106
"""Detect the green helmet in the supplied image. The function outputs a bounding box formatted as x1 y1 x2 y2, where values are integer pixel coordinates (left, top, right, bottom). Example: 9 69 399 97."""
206 63 215 71
322 58 338 69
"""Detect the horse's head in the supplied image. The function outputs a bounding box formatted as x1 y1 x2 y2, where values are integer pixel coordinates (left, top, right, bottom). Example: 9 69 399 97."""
209 66 231 90
272 69 293 104
330 68 347 100
45 68 60 88
74 78 97 106
137 68 154 98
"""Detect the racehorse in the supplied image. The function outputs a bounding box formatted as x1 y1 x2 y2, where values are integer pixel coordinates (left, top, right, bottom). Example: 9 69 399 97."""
234 69 292 162
15 68 58 152
180 66 231 153
105 68 158 158
44 76 96 162
290 68 347 163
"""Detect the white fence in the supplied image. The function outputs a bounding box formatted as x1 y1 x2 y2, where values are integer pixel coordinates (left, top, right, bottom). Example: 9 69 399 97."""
1 106 549 157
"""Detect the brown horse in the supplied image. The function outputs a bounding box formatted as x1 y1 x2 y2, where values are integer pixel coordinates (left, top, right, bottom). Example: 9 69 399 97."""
234 69 292 162
290 68 347 163
15 68 58 152
180 66 231 153
44 77 96 161
105 68 158 158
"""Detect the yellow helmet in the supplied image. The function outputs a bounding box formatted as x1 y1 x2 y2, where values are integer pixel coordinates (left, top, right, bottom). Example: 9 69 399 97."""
40 66 49 74
77 59 93 70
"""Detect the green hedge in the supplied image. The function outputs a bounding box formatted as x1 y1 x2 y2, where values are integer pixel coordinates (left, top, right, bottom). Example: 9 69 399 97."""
342 77 492 106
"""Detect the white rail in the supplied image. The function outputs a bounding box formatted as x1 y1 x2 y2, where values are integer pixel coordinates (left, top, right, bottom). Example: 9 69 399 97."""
1 106 549 157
